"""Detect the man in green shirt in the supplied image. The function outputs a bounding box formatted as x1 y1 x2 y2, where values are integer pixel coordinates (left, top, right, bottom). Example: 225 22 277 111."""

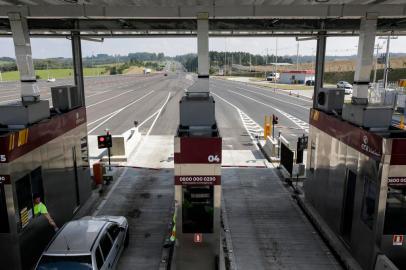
33 193 58 231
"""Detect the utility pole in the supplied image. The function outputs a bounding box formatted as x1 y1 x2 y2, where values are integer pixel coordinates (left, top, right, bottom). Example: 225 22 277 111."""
379 35 397 89
249 53 252 72
224 38 227 76
373 44 382 84
231 53 233 76
296 41 300 71
266 48 269 65
384 35 391 90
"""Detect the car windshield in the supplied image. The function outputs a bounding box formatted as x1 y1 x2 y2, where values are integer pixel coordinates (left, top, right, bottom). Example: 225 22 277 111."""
36 255 92 270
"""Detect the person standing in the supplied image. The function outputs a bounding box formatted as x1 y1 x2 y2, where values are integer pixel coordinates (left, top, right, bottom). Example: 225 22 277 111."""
33 193 58 231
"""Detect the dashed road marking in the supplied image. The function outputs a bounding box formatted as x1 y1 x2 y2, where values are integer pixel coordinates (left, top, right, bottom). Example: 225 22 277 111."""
226 90 309 133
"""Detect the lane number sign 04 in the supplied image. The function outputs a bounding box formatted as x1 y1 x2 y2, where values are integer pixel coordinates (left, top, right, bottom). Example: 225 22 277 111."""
208 155 220 163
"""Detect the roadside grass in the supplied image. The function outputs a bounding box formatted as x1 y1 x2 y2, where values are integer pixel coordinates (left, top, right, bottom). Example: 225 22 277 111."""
0 67 108 81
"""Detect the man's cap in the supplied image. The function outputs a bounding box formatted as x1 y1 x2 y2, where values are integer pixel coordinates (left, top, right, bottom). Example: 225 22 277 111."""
33 193 41 199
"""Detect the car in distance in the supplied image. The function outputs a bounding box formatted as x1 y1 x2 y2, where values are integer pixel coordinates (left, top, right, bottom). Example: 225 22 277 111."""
337 81 353 95
35 216 129 270
305 80 315 86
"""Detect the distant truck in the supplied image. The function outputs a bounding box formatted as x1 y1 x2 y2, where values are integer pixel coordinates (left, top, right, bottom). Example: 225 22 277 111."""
143 68 152 74
266 72 280 82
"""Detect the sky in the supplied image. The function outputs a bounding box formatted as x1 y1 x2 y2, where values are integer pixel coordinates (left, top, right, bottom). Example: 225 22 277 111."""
0 36 405 59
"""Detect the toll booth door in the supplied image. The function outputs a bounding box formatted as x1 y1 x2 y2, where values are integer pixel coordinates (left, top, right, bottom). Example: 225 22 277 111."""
0 180 9 233
341 169 357 242
182 185 214 233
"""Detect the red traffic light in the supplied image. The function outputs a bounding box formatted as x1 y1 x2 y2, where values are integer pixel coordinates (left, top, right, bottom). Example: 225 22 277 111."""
97 135 112 149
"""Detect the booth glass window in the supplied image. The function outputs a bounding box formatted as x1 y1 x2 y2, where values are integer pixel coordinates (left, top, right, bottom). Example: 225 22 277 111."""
182 185 214 233
15 167 45 229
0 180 9 233
361 177 376 229
384 187 406 235
309 141 316 172
30 167 44 202
15 174 34 229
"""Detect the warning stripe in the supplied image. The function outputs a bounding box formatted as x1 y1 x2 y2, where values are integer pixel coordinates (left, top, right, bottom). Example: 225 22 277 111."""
8 134 15 151
17 129 29 147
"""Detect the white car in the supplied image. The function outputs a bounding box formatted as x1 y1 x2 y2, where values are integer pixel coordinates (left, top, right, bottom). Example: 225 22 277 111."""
35 216 129 270
337 81 353 95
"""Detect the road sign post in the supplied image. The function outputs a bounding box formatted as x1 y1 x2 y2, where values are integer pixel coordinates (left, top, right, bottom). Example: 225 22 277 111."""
97 131 113 171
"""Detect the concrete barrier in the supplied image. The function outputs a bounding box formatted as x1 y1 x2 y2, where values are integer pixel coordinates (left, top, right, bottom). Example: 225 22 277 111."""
262 136 278 159
374 255 399 270
88 127 141 166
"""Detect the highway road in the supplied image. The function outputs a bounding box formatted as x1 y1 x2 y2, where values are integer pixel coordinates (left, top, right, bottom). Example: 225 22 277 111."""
0 72 311 148
0 72 342 270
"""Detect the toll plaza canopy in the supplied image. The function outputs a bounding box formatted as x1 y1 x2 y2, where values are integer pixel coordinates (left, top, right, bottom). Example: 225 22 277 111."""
0 1 406 37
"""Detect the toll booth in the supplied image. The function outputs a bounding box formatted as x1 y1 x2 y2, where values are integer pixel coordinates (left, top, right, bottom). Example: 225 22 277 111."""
174 90 222 270
305 108 406 270
0 96 91 269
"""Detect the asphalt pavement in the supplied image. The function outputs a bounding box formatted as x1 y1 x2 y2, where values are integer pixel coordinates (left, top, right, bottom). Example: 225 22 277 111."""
1 73 343 270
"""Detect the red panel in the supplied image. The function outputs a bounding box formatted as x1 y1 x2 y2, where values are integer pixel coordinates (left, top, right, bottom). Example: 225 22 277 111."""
388 177 406 187
174 176 221 185
0 107 87 163
391 139 406 165
0 175 10 185
174 137 222 164
309 109 383 160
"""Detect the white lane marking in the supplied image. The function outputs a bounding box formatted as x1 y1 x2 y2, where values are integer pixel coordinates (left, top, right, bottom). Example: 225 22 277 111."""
145 92 171 137
226 90 309 133
87 88 141 108
87 111 118 126
88 91 154 134
127 92 172 161
92 167 129 216
213 78 313 103
233 86 310 110
211 92 263 151
137 110 159 129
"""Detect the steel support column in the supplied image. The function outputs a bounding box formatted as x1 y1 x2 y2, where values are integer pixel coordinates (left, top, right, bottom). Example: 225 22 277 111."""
71 30 85 106
196 12 209 93
313 31 326 108
352 15 377 104
8 12 39 102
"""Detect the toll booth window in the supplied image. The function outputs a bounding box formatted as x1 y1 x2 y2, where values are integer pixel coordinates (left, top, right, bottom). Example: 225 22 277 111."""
182 185 214 233
384 187 406 235
31 167 45 202
360 177 376 229
15 167 45 229
309 141 316 172
15 174 34 229
0 181 9 233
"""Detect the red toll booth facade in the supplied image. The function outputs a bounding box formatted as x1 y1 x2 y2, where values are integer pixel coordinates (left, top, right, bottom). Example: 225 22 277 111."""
174 136 222 270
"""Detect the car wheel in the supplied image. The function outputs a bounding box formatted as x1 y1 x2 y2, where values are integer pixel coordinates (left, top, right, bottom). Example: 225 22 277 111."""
124 228 130 248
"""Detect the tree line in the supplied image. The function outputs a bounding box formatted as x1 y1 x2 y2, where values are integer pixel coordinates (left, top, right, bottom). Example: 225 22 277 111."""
175 51 293 72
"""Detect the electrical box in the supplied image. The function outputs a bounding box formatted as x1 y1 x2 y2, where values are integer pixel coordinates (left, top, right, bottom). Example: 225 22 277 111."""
316 88 345 113
179 93 215 127
51 85 81 112
0 100 50 127
342 104 393 128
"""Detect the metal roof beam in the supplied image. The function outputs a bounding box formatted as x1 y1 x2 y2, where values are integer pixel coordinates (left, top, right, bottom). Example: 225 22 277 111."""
0 4 406 19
